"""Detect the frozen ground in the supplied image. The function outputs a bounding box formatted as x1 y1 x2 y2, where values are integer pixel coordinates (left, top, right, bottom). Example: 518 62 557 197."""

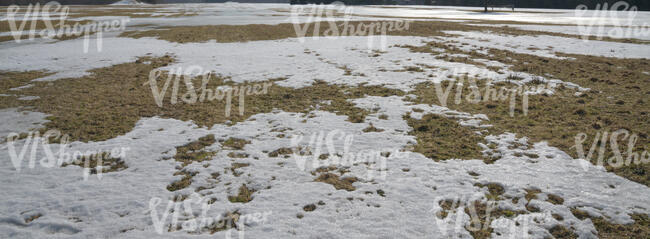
0 3 648 239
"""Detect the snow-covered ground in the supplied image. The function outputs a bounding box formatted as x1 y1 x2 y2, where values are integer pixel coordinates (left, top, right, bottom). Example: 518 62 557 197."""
0 3 648 239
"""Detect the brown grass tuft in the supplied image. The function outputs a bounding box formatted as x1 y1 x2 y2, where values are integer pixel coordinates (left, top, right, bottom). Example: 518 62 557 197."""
314 173 358 191
228 184 255 203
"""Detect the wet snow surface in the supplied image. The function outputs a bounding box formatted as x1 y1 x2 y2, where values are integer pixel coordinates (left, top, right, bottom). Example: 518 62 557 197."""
0 3 649 239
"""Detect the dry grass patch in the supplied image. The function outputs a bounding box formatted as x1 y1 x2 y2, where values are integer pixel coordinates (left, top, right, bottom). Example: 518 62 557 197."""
549 225 578 239
474 182 504 200
0 71 51 108
165 135 216 193
572 209 650 238
119 20 649 45
405 113 485 161
221 137 250 150
268 147 293 158
228 184 255 203
437 198 528 239
227 152 249 158
524 188 541 201
24 213 42 223
314 173 358 191
407 42 650 185
167 170 197 192
229 162 249 177
547 194 564 205
117 21 472 44
174 134 216 166
120 23 314 44
362 124 384 133
207 211 240 233
467 202 528 238
0 56 403 143
303 204 316 212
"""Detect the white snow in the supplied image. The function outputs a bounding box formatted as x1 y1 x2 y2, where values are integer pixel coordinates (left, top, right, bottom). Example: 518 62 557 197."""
0 35 581 91
0 96 648 238
443 30 650 59
0 108 49 140
468 23 650 41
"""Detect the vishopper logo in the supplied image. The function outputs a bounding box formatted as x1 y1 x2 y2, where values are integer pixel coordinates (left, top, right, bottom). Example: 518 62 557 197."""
289 129 408 181
144 66 273 117
432 69 554 117
149 192 271 236
5 1 130 53
5 130 130 180
573 129 649 170
290 2 411 51
431 195 553 238
575 1 650 41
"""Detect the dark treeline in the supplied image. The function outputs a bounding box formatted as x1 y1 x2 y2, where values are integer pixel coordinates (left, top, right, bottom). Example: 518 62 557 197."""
290 0 649 11
1 0 648 10
289 0 430 5
434 0 649 11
